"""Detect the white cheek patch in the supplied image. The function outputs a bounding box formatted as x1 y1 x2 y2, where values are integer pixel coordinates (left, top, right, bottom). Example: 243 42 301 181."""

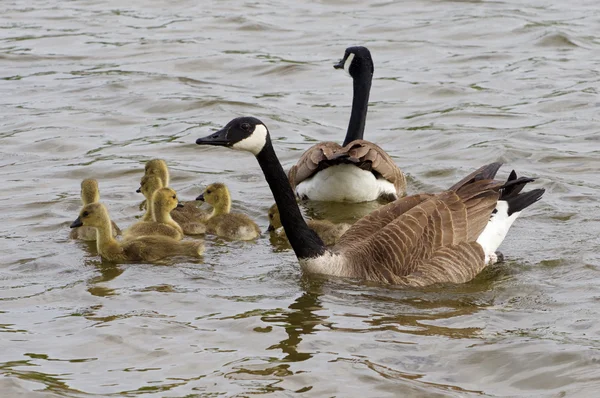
343 52 355 76
232 124 268 155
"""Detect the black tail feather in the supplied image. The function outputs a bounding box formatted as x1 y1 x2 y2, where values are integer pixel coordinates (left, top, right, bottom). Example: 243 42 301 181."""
500 170 536 200
505 188 545 216
449 162 503 191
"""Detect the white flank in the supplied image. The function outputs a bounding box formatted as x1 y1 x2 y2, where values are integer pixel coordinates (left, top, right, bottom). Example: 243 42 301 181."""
343 52 355 76
295 164 396 202
299 252 347 277
232 124 268 155
476 201 521 264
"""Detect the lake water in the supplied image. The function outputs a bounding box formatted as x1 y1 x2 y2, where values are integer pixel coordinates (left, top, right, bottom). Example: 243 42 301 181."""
1 0 600 396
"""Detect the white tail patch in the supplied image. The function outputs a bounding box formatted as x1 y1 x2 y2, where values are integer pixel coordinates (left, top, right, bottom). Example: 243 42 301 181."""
476 201 521 264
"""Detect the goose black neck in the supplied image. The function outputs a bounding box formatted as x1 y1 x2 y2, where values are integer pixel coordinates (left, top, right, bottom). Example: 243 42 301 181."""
255 139 326 260
343 71 372 146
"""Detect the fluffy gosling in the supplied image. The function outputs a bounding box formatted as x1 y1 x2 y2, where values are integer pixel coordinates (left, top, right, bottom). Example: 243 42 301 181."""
197 183 260 241
70 179 120 241
70 203 203 262
124 187 184 241
267 204 350 246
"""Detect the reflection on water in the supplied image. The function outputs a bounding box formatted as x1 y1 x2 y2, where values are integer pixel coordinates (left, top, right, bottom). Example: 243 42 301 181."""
2 0 600 395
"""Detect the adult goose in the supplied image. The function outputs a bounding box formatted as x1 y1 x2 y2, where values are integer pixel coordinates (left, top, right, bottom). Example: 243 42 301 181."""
288 46 406 203
196 117 544 286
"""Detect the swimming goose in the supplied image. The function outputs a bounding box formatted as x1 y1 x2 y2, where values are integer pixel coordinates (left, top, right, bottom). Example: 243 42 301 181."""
288 46 406 203
70 203 204 262
138 159 209 228
196 183 260 241
124 187 184 241
70 179 121 241
267 204 350 246
196 117 544 286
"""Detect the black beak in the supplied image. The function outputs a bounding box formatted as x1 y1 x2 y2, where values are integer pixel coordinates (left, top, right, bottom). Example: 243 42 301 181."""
136 187 141 193
177 202 184 208
266 224 275 232
333 58 345 69
196 127 231 147
196 193 204 201
70 216 83 228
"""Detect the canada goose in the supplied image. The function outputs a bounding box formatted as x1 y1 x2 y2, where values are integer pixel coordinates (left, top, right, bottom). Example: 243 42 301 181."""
196 117 544 286
267 204 350 246
70 203 204 262
138 159 209 229
196 183 260 241
287 46 406 203
70 179 121 241
124 187 184 241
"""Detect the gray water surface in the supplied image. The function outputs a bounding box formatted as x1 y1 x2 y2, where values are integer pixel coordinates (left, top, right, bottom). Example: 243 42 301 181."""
1 0 600 396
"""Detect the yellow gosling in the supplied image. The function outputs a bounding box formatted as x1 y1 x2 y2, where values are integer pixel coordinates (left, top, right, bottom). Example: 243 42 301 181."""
124 188 184 241
267 204 350 246
197 183 260 241
70 179 120 241
70 203 204 262
137 174 207 235
145 158 170 186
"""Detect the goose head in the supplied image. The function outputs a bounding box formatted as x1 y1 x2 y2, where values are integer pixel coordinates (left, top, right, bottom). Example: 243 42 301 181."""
196 183 231 214
70 202 109 229
152 187 182 213
334 46 374 79
195 116 269 156
80 179 100 205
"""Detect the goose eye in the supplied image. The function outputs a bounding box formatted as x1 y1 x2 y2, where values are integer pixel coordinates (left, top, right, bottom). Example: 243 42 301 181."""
172 195 176 199
206 190 212 194
268 214 273 219
241 123 250 131
82 211 89 217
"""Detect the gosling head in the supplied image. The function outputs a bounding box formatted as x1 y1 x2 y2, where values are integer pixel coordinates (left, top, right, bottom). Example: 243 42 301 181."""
137 175 164 199
333 46 374 79
70 203 109 229
195 116 269 156
80 179 100 205
267 203 282 232
196 183 231 213
144 159 169 186
152 187 182 212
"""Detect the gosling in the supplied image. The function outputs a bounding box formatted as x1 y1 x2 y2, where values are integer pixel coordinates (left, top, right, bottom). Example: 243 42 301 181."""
267 204 350 246
197 183 260 241
137 175 206 234
70 203 204 262
70 179 120 241
124 187 184 241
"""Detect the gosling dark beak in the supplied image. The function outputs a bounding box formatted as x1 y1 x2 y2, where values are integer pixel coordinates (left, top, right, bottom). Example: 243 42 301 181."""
177 202 184 208
266 224 275 232
136 187 141 193
333 58 345 69
196 193 205 202
196 127 231 147
70 216 83 228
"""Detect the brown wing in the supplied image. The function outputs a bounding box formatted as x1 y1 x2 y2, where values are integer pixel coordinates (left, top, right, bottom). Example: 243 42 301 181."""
287 142 343 190
334 193 433 248
339 188 499 285
344 140 406 196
